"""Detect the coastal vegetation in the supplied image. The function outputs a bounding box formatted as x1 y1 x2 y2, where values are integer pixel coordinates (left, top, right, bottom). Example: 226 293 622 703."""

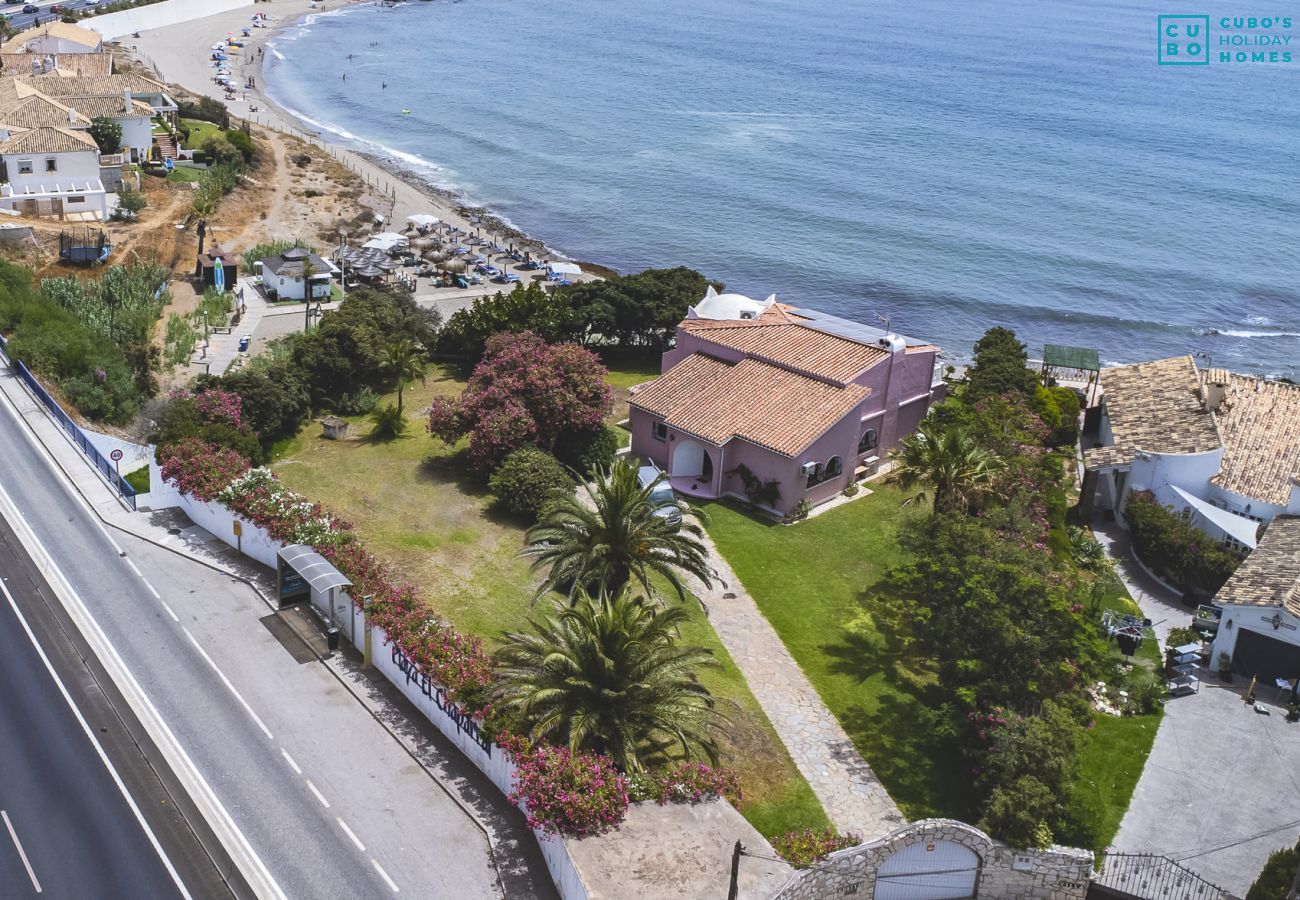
1123 491 1245 595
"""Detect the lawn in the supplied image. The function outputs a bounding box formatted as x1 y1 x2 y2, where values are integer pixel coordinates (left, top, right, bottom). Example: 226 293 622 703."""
180 117 223 150
702 489 1162 847
270 361 828 838
124 465 150 494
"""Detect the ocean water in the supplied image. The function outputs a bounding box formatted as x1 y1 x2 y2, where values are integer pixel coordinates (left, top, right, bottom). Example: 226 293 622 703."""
265 0 1300 375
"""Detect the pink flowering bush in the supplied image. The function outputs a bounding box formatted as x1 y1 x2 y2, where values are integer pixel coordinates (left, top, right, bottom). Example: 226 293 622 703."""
771 827 861 868
627 762 741 805
428 331 611 473
217 468 352 547
158 438 251 501
504 737 630 839
194 388 243 429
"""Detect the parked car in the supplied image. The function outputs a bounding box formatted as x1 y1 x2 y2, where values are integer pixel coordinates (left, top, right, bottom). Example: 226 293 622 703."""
22 3 38 12
637 465 682 527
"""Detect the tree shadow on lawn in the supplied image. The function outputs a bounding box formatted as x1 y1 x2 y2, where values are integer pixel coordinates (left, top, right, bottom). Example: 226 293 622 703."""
415 448 533 529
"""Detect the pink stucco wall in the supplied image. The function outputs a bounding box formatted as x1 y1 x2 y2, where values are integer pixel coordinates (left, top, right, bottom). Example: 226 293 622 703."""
634 331 942 516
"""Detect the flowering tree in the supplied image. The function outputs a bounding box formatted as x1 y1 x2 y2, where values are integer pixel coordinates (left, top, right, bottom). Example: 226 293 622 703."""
158 438 250 501
428 331 611 473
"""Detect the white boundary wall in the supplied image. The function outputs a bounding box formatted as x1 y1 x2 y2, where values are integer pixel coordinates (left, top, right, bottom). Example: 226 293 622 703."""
85 0 253 41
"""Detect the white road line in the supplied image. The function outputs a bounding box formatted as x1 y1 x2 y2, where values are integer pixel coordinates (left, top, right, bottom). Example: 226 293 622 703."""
280 749 302 775
370 858 400 893
159 601 178 623
124 557 143 578
142 580 161 601
90 514 125 557
180 627 274 741
336 817 365 853
0 579 189 900
305 780 330 809
1 810 42 893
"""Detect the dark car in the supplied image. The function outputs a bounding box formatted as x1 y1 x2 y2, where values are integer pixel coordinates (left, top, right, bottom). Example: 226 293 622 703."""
23 4 38 12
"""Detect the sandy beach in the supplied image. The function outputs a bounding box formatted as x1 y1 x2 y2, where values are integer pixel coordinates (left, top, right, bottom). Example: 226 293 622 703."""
125 0 561 264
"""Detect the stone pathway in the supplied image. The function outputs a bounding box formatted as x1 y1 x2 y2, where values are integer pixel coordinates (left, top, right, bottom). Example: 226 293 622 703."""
686 530 905 838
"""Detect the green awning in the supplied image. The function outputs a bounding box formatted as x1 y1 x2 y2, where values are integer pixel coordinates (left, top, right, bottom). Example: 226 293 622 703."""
1043 344 1100 372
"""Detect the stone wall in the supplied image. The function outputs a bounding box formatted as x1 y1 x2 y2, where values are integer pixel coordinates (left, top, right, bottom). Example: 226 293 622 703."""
773 819 1092 900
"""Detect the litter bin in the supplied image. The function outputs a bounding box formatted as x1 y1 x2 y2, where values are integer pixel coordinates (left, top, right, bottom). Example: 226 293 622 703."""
326 626 340 653
238 335 250 352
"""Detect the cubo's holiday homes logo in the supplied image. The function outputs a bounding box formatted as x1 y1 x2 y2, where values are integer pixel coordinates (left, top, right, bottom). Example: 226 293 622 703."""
1159 14 1294 65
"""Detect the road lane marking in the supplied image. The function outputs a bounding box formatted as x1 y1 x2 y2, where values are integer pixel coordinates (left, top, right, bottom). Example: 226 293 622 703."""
143 579 161 601
159 601 179 623
371 858 400 893
0 578 190 900
180 627 274 741
336 818 365 852
305 780 330 809
1 810 41 893
280 749 302 775
124 557 143 578
0 405 287 900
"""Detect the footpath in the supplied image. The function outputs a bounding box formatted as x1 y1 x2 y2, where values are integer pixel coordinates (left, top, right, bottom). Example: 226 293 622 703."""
0 359 552 898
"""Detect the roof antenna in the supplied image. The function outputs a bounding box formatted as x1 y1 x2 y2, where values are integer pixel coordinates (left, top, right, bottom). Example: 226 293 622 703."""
874 312 891 335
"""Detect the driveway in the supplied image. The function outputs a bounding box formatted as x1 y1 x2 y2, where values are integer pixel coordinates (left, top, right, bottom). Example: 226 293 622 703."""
1111 674 1300 895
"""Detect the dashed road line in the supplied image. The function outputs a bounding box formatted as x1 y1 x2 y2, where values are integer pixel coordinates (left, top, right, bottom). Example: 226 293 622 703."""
279 749 302 775
370 858 399 893
142 579 161 601
124 557 143 578
180 627 273 741
305 780 330 809
160 601 179 623
2 809 42 893
336 818 365 853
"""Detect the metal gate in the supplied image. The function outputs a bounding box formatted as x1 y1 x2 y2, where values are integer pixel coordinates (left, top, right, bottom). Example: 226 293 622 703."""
874 840 979 900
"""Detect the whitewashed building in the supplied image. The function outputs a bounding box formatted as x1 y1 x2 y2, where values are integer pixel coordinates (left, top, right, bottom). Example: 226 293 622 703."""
1083 356 1300 551
258 247 337 302
0 125 106 219
1207 516 1300 680
0 22 104 56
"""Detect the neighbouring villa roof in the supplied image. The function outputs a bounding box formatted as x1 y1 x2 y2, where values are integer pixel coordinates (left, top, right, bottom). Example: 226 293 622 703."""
1083 356 1221 468
63 94 154 119
0 125 97 154
1085 356 1300 507
1213 516 1300 616
680 312 891 386
0 52 114 78
630 352 869 457
1 22 103 54
1211 372 1300 507
1 94 88 129
18 73 168 101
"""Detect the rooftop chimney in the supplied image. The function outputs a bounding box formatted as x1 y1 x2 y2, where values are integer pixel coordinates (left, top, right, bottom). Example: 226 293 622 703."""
124 89 131 113
1203 369 1230 413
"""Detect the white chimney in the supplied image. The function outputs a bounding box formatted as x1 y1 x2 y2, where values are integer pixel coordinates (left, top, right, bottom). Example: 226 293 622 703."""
68 106 75 125
124 89 131 113
1204 370 1230 412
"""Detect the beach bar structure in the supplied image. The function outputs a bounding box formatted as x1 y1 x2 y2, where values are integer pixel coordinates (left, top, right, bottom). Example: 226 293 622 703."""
1041 343 1101 406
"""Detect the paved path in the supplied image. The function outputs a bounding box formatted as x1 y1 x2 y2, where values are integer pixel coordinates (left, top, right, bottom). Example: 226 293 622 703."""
1091 515 1187 644
688 531 905 839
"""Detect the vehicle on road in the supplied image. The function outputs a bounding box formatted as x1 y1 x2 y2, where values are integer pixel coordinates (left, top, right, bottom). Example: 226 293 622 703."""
23 3 39 12
637 464 683 527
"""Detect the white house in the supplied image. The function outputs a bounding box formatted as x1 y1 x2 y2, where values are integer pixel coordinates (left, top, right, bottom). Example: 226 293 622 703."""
1083 356 1300 551
61 91 155 162
0 126 106 219
0 22 104 56
1208 516 1300 680
258 247 337 302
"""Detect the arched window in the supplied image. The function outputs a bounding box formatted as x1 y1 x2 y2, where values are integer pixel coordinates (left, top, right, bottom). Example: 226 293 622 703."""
858 428 878 453
824 456 843 479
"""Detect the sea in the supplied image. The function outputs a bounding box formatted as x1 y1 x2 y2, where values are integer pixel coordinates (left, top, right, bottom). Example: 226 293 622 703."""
264 0 1300 375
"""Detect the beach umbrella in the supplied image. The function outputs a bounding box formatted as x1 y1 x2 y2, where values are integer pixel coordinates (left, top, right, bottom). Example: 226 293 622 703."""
441 259 467 273
355 265 384 279
411 238 434 251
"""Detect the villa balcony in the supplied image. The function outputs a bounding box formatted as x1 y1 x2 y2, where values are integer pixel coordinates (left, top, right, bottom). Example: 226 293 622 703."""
670 474 719 501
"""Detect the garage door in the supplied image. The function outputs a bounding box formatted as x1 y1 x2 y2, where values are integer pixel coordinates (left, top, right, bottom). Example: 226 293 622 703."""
1234 628 1300 680
874 840 979 900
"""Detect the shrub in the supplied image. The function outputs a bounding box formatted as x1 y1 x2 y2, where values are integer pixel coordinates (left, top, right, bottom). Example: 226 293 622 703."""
771 828 861 868
197 362 311 448
158 439 250 501
1248 838 1300 900
178 96 229 128
200 134 242 168
150 388 263 464
729 463 781 509
488 447 572 520
1166 626 1201 649
626 762 741 805
224 128 255 164
88 117 122 154
116 185 148 216
553 424 620 476
1124 492 1245 593
505 739 630 839
368 404 406 440
428 331 612 473
334 387 378 416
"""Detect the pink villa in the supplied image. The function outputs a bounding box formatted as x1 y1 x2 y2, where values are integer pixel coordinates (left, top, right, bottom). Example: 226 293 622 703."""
628 288 946 516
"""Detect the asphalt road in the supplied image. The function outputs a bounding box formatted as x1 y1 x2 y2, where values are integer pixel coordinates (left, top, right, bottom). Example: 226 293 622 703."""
0 516 234 899
1 1 101 32
0 378 504 897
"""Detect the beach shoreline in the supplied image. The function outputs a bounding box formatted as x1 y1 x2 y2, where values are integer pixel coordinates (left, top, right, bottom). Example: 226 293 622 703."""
126 0 598 271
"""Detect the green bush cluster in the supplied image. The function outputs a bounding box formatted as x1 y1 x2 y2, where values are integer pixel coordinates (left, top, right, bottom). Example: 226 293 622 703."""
1124 491 1245 594
177 97 230 130
488 447 573 520
553 424 619 476
1247 838 1300 899
195 362 311 451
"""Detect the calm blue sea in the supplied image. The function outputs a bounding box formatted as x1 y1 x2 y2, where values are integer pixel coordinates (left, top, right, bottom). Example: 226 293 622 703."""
265 0 1300 375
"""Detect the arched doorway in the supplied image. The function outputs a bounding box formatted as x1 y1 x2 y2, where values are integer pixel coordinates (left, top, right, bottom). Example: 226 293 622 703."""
671 441 713 483
874 840 980 899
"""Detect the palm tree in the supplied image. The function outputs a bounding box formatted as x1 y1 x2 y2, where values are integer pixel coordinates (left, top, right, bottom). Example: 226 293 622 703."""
379 337 426 413
522 459 713 603
890 420 1001 515
494 588 722 772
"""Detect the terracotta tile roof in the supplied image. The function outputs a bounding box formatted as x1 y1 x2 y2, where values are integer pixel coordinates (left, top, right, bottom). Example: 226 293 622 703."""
678 319 890 385
1213 516 1300 616
0 125 97 154
630 352 869 457
18 73 167 100
61 94 153 119
1210 374 1300 506
0 93 88 128
1 22 103 54
1083 356 1221 469
0 52 114 78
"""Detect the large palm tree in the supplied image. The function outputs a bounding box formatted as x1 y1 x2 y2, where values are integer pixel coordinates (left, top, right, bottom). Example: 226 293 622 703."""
379 337 426 413
522 459 713 603
494 588 722 772
891 420 1001 515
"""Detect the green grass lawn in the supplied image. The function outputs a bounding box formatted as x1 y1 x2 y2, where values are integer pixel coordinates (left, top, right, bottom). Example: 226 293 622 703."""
123 466 150 494
702 489 1162 847
270 361 828 838
180 117 223 150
